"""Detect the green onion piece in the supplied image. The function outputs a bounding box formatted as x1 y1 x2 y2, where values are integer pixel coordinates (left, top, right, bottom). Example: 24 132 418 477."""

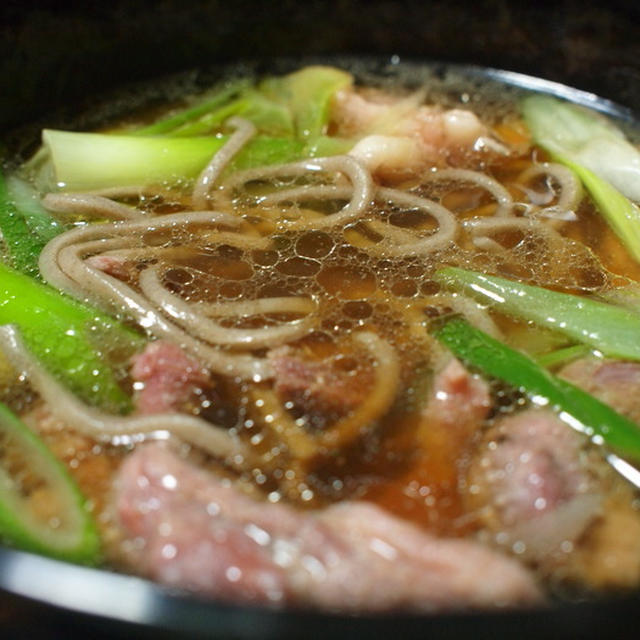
133 78 251 136
0 169 51 276
170 90 295 138
135 65 352 140
435 267 640 361
0 262 144 413
42 130 306 191
5 175 64 245
434 316 640 460
522 95 640 262
43 130 227 190
260 65 352 139
304 135 354 158
236 90 296 137
231 136 305 171
559 155 640 263
0 401 100 563
535 344 591 369
168 97 250 137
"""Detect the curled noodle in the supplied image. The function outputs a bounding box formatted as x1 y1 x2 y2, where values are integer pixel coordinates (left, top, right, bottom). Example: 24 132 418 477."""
516 162 583 220
139 266 318 349
38 212 275 381
421 168 514 217
316 331 401 450
360 187 458 257
464 216 573 253
224 155 374 229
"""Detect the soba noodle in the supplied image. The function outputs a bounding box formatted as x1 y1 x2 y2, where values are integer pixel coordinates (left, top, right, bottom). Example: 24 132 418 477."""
0 325 253 466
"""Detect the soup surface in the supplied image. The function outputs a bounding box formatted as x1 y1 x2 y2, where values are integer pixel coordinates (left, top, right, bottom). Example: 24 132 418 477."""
1 62 640 612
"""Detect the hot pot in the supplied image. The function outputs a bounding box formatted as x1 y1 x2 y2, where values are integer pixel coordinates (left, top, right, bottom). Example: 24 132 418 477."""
1 1 639 637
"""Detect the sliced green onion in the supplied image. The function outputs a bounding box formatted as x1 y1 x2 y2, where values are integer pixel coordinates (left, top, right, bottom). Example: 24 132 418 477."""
558 156 640 263
535 344 591 369
435 267 640 361
5 175 64 245
168 97 250 137
304 135 354 158
135 66 352 141
522 95 640 201
260 65 352 139
43 130 227 190
42 130 306 191
0 402 100 564
232 137 305 172
133 78 251 136
0 262 144 413
522 95 640 262
170 90 295 138
434 316 640 460
0 169 52 276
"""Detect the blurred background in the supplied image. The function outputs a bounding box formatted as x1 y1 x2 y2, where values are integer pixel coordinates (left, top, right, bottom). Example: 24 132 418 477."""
1 0 639 131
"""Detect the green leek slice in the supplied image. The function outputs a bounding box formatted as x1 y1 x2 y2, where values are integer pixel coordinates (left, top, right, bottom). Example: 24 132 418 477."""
0 402 100 564
434 267 640 362
434 316 640 461
522 95 640 263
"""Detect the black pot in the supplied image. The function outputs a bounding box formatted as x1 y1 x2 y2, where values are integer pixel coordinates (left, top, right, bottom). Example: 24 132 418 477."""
1 2 639 638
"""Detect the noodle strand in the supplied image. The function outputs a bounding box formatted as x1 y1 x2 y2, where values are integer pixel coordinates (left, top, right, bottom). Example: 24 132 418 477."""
192 117 257 210
0 326 254 466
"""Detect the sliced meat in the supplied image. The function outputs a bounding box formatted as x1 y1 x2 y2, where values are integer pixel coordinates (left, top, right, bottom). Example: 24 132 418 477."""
85 254 130 281
116 444 543 612
332 87 502 179
348 134 424 180
559 357 640 424
332 88 402 137
467 408 601 560
474 409 591 524
130 341 211 415
397 106 486 151
541 358 640 588
332 87 485 149
419 357 491 442
267 346 373 425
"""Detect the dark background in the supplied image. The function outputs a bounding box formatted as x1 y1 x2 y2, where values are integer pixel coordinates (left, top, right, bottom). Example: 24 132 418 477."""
1 0 640 131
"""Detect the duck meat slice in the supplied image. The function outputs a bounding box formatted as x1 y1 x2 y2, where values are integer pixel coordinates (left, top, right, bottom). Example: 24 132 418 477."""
116 443 542 612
